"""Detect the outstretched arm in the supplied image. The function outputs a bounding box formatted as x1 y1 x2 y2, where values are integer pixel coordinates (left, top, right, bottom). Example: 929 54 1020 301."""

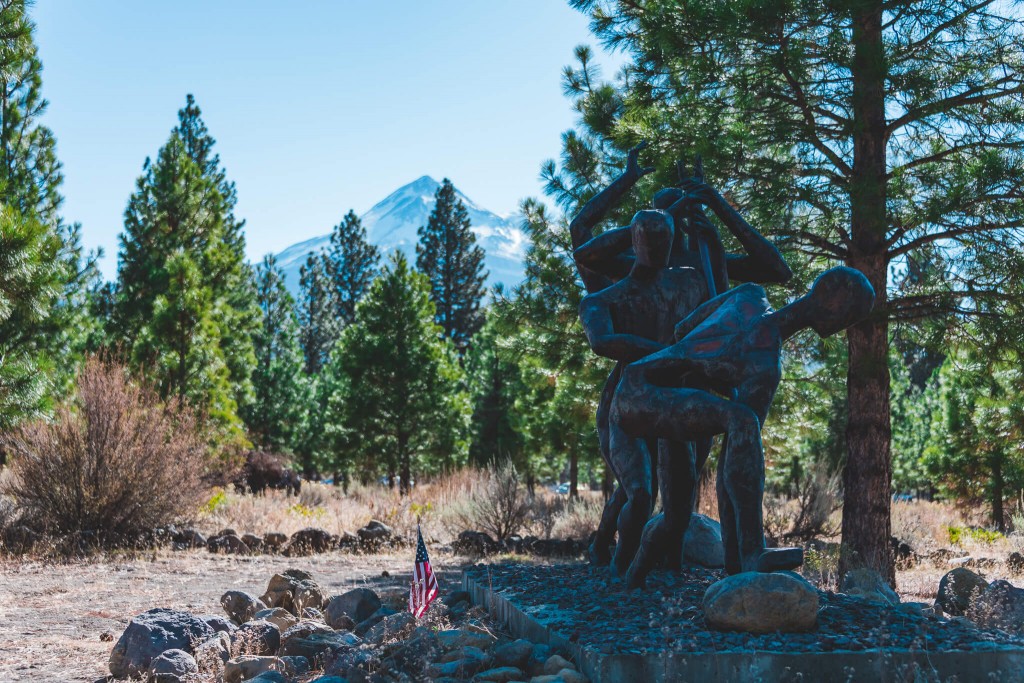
680 179 792 284
672 285 750 341
580 294 664 363
569 141 655 250
573 226 633 284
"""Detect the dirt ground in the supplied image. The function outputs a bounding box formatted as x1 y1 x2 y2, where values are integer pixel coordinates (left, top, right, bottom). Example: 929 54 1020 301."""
0 549 473 683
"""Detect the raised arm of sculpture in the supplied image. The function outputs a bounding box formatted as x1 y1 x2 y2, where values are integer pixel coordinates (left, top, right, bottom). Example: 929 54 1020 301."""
579 295 665 364
678 178 793 285
569 141 655 249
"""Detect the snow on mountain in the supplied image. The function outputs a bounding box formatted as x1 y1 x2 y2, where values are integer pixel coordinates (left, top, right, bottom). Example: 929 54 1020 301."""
275 176 526 298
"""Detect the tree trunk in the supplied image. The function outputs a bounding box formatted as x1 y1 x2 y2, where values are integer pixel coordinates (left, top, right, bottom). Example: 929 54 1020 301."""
840 0 894 585
992 455 1005 532
569 448 579 500
399 431 411 496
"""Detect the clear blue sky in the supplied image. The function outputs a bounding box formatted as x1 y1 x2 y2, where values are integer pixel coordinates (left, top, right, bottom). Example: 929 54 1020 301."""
33 1 620 280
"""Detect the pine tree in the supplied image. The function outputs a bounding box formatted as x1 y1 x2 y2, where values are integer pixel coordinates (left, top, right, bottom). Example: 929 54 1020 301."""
0 0 93 426
466 313 525 468
416 179 488 350
115 99 255 436
563 0 1024 581
322 252 469 494
325 210 380 326
296 252 340 375
245 255 308 453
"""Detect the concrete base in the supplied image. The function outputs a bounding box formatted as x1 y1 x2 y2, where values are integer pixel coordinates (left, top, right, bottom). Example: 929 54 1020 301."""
463 571 1024 683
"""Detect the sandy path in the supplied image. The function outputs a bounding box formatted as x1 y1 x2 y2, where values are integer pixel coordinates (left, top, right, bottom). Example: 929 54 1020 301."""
0 549 471 683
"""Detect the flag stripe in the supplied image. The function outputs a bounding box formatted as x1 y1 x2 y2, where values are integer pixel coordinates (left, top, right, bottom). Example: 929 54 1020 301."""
410 525 438 618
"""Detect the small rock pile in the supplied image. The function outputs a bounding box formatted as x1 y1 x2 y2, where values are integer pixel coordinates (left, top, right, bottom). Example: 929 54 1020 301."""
935 566 1024 634
187 520 400 557
107 568 591 683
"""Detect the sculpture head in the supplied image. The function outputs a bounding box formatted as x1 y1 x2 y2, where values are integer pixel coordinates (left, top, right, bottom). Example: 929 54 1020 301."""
803 266 875 337
631 210 674 269
652 187 683 211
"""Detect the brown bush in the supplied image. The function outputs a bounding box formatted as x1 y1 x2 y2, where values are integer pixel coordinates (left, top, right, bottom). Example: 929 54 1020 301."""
1 357 208 548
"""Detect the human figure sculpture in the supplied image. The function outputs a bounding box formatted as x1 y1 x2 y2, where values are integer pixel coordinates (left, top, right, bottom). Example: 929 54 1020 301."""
613 267 875 587
577 209 707 577
570 146 791 567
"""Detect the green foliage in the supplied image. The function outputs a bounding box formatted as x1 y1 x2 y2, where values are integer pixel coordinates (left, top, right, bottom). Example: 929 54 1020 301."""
466 313 526 468
325 209 380 326
245 255 309 453
416 179 487 350
297 252 340 376
114 96 258 443
320 252 470 493
203 488 228 515
946 525 1005 547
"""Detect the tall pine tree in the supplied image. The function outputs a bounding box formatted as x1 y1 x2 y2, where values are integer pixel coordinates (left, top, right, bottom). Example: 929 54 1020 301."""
325 210 380 326
0 0 92 427
115 97 256 437
296 252 340 375
322 251 469 494
245 255 308 453
416 179 488 350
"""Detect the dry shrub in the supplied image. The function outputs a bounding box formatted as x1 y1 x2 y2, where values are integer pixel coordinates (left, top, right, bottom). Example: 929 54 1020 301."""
549 493 604 540
764 461 842 543
1 357 208 548
443 461 530 540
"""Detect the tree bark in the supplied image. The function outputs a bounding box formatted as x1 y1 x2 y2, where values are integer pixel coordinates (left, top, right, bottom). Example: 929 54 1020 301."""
992 455 1005 532
841 0 894 585
569 447 579 500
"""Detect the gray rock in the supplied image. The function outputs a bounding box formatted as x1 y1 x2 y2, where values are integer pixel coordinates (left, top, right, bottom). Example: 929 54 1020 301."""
301 607 325 622
109 608 215 678
936 567 990 616
279 623 361 662
357 519 394 544
543 654 575 675
148 649 197 683
437 628 497 651
702 572 818 633
968 579 1024 633
200 613 237 634
474 666 525 682
284 527 334 556
492 639 533 670
263 531 289 552
526 644 553 676
310 678 350 683
429 652 489 679
221 590 267 625
294 579 327 612
224 655 285 683
365 611 417 643
255 607 298 632
280 654 310 677
683 513 725 568
250 673 288 683
194 631 231 676
208 533 251 555
328 587 382 626
242 533 265 552
841 568 900 605
234 619 281 656
261 573 301 612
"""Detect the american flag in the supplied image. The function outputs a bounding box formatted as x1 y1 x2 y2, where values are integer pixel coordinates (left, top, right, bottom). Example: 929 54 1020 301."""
409 525 438 618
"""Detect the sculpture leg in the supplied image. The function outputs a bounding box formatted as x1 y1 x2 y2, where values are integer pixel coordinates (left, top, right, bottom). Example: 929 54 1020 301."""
716 439 741 575
590 366 624 566
609 422 653 579
625 439 697 588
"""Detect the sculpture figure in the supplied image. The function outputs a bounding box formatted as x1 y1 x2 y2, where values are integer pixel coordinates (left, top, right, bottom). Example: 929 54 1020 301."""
569 144 791 567
612 267 875 587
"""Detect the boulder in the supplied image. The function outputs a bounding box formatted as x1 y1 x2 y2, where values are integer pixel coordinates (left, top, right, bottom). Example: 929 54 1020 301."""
683 514 725 568
840 569 900 605
263 532 289 552
280 622 361 662
261 572 303 612
437 628 497 651
936 567 989 616
194 631 231 675
357 519 394 545
208 533 251 555
475 666 526 682
365 611 417 643
171 528 207 549
148 649 198 683
1008 552 1024 574
249 673 288 683
255 607 298 632
221 590 267 625
453 530 498 555
543 654 575 675
279 655 311 677
224 655 286 683
200 613 237 634
327 587 382 626
492 638 533 670
337 531 360 550
702 572 818 633
968 579 1024 633
294 579 327 612
301 607 325 622
242 533 266 552
429 647 490 679
284 527 334 556
109 608 215 678
234 619 281 656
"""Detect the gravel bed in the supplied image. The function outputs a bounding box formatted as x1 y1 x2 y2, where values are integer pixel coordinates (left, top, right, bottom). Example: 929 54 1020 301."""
466 562 1024 655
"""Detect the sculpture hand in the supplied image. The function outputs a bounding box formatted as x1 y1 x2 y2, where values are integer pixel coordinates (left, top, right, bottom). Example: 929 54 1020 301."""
679 178 719 207
689 211 721 243
626 141 656 180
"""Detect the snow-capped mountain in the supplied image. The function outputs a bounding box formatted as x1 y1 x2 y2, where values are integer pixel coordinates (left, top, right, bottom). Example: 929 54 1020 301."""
275 176 526 297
